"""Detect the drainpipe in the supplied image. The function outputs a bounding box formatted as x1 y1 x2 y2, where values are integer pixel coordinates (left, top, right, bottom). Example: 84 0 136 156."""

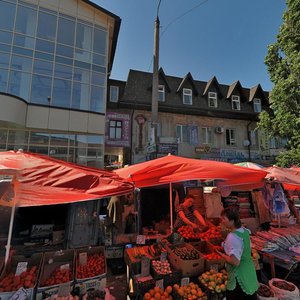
130 109 134 165
247 121 252 162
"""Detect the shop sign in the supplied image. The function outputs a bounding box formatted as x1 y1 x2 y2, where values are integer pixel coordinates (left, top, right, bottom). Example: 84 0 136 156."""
136 235 146 245
195 145 211 154
79 252 87 266
15 262 28 276
181 277 190 286
160 252 167 262
60 263 70 270
10 287 28 300
157 143 178 155
141 257 150 277
155 279 164 289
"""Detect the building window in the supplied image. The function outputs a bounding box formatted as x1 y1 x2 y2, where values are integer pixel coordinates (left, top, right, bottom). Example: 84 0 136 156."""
176 124 188 143
226 129 236 146
253 98 261 112
208 92 217 108
183 88 192 105
232 95 240 110
270 136 288 149
110 86 119 102
158 85 165 102
201 127 212 144
250 130 258 147
109 120 122 139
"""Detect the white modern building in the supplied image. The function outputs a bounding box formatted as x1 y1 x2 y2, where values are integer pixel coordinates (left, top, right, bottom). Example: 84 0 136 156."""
0 0 120 167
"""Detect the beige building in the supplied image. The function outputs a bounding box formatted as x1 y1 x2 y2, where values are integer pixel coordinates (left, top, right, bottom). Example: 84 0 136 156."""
106 69 283 166
0 0 120 168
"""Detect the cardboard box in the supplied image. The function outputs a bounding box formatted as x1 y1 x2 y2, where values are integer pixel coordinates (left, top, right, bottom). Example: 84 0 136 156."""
166 243 204 277
0 253 43 300
36 249 74 300
75 246 106 283
191 241 225 272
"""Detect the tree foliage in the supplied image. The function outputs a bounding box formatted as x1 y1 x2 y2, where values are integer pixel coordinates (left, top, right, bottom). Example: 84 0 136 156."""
258 0 300 167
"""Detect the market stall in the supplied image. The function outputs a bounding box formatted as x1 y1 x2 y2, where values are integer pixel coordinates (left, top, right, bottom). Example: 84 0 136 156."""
0 150 134 300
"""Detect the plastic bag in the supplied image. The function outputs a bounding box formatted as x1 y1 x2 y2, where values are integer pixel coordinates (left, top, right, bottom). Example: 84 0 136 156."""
257 283 278 300
269 278 299 300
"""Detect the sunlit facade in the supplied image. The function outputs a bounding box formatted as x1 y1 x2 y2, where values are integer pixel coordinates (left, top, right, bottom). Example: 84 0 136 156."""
0 0 120 167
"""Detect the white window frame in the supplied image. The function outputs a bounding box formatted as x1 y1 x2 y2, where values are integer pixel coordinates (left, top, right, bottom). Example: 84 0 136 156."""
109 86 119 103
225 128 236 146
201 127 212 144
158 85 165 102
176 124 188 143
253 98 261 113
208 92 218 108
183 88 192 105
231 95 240 110
250 130 258 147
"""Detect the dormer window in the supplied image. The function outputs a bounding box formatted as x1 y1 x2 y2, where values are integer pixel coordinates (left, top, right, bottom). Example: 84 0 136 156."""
183 88 192 105
158 85 165 102
232 95 240 110
208 92 218 108
253 98 261 112
110 86 119 103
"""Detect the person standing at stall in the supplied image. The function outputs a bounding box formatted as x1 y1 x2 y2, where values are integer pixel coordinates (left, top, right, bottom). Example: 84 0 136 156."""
216 207 258 300
174 194 207 231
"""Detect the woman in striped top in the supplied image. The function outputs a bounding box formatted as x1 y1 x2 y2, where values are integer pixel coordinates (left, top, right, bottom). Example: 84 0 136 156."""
174 194 207 231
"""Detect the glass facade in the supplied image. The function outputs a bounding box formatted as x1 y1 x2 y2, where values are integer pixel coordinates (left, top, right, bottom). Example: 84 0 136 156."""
0 128 104 168
0 0 107 113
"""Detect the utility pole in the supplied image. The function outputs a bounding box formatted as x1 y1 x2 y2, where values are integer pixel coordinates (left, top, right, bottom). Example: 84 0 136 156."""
150 1 161 159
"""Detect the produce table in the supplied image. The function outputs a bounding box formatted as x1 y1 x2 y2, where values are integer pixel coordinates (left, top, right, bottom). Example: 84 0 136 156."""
251 225 300 279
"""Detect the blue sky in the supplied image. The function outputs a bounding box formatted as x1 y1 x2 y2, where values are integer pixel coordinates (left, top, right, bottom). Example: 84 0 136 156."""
95 0 286 91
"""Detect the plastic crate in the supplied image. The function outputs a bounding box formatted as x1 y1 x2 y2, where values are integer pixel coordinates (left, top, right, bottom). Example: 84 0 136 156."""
0 252 43 300
36 249 75 300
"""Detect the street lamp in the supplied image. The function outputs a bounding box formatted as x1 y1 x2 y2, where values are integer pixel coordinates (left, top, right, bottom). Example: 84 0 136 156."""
150 0 161 159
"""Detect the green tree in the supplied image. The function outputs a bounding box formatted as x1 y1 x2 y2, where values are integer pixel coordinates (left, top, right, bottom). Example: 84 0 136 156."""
258 0 300 167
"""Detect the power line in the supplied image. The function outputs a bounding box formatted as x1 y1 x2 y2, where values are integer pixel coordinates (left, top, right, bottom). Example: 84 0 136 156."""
147 0 210 71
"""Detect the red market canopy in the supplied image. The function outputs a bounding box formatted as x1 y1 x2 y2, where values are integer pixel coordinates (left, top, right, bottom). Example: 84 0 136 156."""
115 154 267 188
265 166 300 191
0 150 134 207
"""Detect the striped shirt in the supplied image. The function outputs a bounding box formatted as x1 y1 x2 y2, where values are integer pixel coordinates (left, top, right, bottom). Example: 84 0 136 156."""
174 204 196 230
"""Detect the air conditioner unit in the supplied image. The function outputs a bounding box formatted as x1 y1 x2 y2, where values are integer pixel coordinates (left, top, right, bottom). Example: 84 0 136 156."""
215 127 224 134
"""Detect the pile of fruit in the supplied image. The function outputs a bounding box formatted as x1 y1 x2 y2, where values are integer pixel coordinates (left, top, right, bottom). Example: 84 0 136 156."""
257 284 275 298
178 226 201 240
173 246 199 260
0 266 37 292
76 253 106 279
143 285 173 300
198 269 227 294
272 279 295 291
174 282 207 300
151 260 172 276
43 268 72 286
199 226 222 241
203 253 222 260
